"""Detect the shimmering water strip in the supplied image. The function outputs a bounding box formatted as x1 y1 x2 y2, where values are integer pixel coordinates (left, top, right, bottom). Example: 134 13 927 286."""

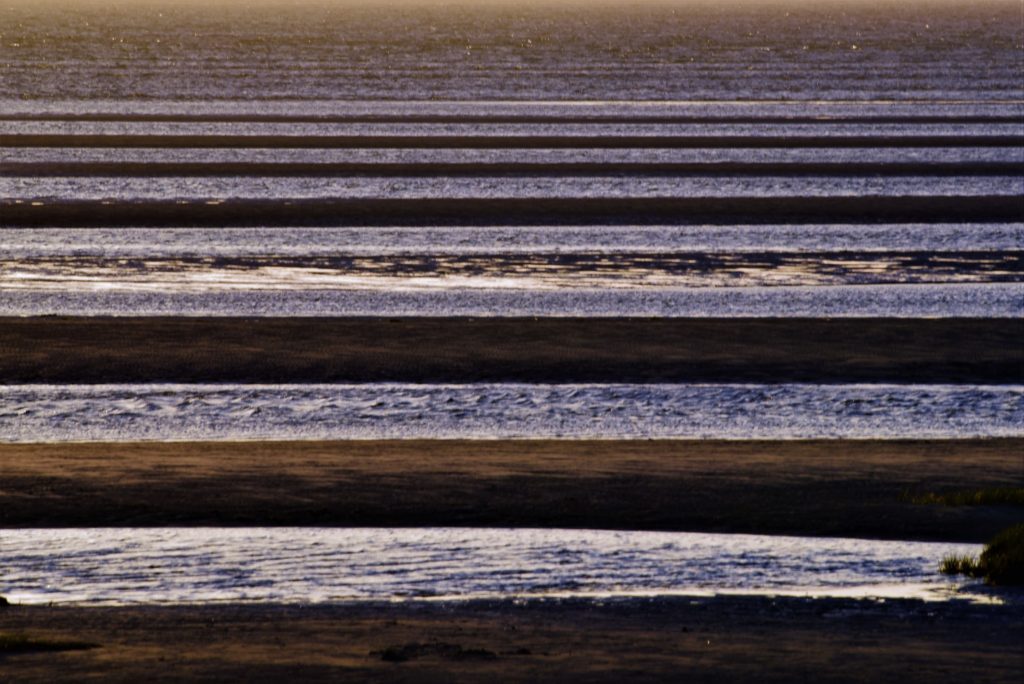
5 225 1023 257
4 112 1022 124
0 528 979 605
3 100 1018 118
8 147 1019 165
4 175 1020 200
4 122 1023 137
3 283 1021 318
2 383 1020 443
6 133 1021 148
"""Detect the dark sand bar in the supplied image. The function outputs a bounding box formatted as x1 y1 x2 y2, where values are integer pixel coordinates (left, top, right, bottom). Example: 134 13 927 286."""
2 598 1022 683
3 196 1022 227
2 439 1020 541
1 317 1020 384
6 161 1021 177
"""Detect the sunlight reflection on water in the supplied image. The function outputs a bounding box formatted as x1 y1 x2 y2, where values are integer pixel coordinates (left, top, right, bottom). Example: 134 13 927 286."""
0 528 982 605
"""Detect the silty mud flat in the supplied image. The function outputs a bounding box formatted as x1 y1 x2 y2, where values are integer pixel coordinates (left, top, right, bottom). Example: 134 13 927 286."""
1 317 1020 384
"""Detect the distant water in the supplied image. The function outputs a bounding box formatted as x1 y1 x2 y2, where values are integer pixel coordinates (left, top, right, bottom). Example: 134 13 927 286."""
2 383 1020 442
2 3 1020 101
0 527 979 605
2 3 1022 318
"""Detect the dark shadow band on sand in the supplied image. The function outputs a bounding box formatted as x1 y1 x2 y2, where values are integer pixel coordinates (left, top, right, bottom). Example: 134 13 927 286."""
1 439 1021 541
1 317 1020 384
3 134 1022 148
4 161 1022 177
3 196 1022 227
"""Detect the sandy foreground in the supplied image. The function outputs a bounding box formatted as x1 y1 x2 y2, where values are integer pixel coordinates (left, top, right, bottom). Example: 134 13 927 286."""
1 597 1022 683
2 317 1021 384
2 439 1021 540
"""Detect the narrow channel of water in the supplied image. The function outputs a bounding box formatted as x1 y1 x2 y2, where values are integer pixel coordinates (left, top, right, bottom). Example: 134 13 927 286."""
2 383 1021 442
0 528 980 605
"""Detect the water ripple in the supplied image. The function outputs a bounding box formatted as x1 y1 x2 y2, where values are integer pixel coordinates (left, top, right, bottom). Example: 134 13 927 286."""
0 528 980 605
1 383 1020 442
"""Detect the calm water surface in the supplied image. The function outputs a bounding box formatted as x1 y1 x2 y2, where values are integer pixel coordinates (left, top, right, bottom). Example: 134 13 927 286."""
0 528 980 605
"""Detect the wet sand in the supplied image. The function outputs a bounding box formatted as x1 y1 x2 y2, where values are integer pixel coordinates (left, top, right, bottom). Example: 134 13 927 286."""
2 317 1020 384
2 597 1022 683
2 439 1020 541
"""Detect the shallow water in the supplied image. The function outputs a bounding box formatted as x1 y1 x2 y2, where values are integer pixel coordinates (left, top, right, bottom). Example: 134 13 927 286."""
6 174 1020 200
4 283 1021 317
5 121 1023 137
0 527 980 605
8 146 1021 165
3 6 1021 318
2 383 1020 442
3 3 1020 101
7 225 1022 257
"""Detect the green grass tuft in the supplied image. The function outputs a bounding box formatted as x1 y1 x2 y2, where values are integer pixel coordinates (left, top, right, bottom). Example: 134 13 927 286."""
939 523 1024 586
978 523 1024 586
939 554 981 577
909 487 1024 507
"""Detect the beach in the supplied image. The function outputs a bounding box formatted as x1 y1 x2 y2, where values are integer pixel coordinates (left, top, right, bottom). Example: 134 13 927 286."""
2 598 1023 683
2 1 1022 680
2 317 1021 384
2 439 1020 540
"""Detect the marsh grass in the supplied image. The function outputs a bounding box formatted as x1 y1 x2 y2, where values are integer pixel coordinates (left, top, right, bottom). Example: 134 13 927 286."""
939 554 981 577
978 524 1024 585
907 487 1024 507
0 632 98 654
939 524 1024 586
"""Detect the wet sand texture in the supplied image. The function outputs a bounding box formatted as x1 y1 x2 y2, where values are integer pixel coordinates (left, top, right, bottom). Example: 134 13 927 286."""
3 196 1021 227
1 317 1020 384
1 598 1022 684
2 439 1021 541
